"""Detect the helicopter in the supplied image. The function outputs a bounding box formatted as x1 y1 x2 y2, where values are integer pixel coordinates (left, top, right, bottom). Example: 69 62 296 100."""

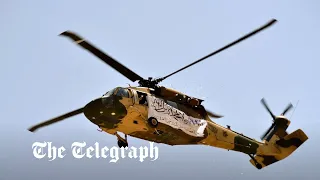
28 19 308 170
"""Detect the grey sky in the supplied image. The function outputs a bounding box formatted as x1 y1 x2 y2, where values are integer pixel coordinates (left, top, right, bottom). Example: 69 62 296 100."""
1 0 319 179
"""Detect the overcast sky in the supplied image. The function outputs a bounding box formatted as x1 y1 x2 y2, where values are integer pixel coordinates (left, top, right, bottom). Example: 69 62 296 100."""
1 0 319 179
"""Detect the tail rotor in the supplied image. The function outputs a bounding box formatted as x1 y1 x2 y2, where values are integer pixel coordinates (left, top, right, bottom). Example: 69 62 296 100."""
260 98 293 141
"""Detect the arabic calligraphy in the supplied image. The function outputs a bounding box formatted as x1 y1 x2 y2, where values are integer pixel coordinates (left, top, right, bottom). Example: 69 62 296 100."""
150 97 205 127
147 95 207 137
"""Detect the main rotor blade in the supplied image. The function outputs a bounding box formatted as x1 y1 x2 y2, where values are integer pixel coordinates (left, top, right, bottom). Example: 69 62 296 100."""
160 19 277 81
281 103 293 116
28 108 84 132
261 98 276 120
206 110 223 118
60 31 144 82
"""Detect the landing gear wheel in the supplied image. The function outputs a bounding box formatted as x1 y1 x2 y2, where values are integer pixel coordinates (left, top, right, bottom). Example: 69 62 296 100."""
148 117 158 128
255 163 262 169
117 140 128 148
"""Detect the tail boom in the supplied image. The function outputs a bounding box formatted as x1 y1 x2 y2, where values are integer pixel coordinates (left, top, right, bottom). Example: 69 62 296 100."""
203 121 308 170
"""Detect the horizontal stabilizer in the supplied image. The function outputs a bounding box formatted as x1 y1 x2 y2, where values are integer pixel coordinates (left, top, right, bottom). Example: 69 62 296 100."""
250 129 308 169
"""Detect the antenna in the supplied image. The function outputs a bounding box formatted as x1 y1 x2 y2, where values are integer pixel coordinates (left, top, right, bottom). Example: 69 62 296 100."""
290 100 300 120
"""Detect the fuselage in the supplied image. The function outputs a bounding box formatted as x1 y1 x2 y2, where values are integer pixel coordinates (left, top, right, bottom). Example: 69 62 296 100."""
82 86 265 155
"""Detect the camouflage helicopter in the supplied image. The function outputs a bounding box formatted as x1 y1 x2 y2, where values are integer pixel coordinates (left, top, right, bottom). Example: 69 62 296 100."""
28 19 308 170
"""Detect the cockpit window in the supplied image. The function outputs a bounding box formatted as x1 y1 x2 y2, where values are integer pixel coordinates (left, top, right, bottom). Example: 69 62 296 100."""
115 87 129 98
103 88 117 97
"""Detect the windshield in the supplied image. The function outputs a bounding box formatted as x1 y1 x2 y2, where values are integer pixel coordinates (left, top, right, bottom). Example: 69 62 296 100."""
115 87 130 98
103 87 130 98
103 88 117 97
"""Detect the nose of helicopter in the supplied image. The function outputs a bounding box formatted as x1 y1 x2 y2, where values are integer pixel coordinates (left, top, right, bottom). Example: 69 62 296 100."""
83 96 127 127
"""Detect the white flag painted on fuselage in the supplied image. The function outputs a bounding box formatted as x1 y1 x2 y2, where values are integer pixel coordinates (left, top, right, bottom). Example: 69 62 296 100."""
147 95 207 137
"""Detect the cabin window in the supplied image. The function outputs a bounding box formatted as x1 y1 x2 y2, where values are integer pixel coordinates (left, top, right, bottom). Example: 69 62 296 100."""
115 88 129 98
167 100 178 109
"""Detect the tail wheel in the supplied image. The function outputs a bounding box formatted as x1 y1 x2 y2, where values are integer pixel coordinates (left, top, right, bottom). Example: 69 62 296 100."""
117 140 128 148
255 163 262 169
148 117 158 128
